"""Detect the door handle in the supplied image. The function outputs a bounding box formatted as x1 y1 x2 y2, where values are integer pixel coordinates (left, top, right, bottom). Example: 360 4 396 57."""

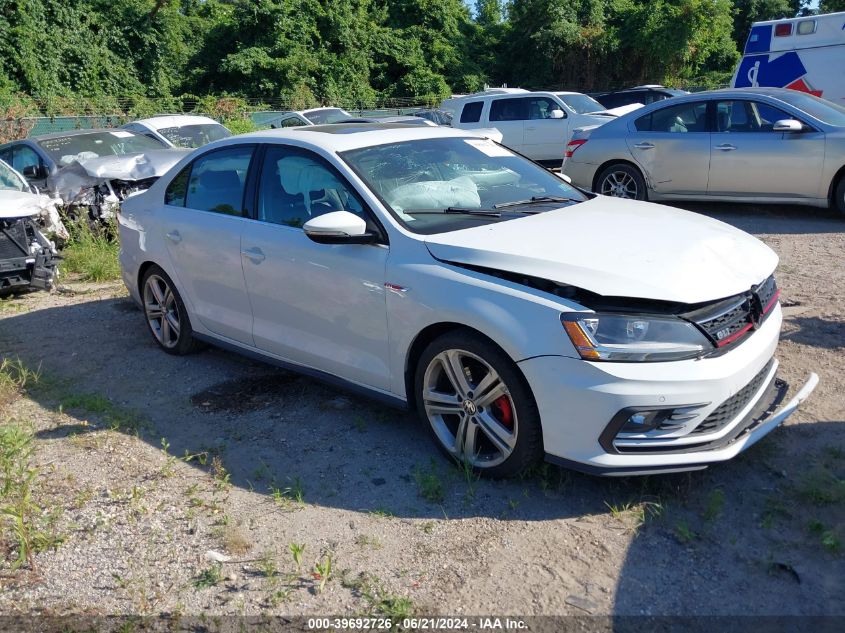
633 142 655 150
241 247 265 263
165 230 182 243
715 144 737 151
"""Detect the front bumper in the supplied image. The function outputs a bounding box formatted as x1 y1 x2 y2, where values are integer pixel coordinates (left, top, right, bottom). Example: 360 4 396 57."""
518 305 818 475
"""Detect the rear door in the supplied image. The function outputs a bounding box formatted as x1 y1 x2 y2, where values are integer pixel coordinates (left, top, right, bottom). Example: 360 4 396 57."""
160 145 256 345
626 100 712 196
488 97 526 152
707 99 825 199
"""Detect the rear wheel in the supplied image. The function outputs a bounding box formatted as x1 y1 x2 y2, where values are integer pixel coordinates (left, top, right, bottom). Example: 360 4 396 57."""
141 265 201 355
415 331 543 478
596 163 647 200
834 174 845 216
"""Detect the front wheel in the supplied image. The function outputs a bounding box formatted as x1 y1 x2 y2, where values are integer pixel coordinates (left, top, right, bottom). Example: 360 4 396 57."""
415 331 543 478
596 163 647 200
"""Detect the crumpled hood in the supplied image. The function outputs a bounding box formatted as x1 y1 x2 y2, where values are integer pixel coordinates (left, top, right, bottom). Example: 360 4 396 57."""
46 149 190 201
424 196 778 305
0 190 52 219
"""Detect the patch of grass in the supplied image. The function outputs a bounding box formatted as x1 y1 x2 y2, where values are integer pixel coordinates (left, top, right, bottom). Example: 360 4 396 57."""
60 218 120 282
342 571 414 618
59 393 145 434
796 466 845 507
605 499 663 532
369 507 394 519
413 459 445 504
703 489 725 522
0 423 64 571
674 520 696 544
193 563 224 589
0 357 40 408
808 521 842 554
289 542 305 572
355 534 383 550
210 456 231 491
313 553 333 593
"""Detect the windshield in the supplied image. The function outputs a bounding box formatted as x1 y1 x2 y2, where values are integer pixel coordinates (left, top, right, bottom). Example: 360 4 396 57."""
156 123 231 148
776 91 845 126
304 108 352 124
0 159 28 192
556 93 606 114
37 130 167 165
341 136 587 235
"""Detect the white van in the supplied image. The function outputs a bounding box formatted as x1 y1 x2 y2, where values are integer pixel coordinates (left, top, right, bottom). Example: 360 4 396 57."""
732 11 845 105
442 89 629 166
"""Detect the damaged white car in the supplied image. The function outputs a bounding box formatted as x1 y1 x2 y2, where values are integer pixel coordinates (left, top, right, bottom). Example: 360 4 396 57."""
0 129 190 224
0 159 59 294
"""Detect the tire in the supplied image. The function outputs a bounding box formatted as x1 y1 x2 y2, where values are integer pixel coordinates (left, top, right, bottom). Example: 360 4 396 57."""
595 163 647 200
834 174 845 216
140 265 201 355
414 331 543 478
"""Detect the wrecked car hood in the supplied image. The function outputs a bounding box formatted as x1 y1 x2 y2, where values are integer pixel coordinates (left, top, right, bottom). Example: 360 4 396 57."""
0 190 53 218
424 196 778 305
46 149 190 199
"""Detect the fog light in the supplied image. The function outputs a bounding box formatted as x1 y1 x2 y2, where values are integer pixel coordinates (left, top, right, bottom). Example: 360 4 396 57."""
621 410 670 433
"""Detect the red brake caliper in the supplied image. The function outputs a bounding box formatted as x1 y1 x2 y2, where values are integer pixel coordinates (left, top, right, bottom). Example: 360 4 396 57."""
492 395 513 428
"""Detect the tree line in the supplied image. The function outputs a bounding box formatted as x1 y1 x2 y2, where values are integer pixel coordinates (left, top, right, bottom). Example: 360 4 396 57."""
1 0 842 115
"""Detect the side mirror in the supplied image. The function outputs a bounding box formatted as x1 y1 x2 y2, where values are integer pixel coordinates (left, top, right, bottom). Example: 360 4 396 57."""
773 119 804 133
303 211 376 245
22 164 48 180
549 109 565 120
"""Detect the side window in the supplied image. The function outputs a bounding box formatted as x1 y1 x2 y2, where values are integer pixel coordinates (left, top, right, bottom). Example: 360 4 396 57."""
526 97 562 120
459 101 483 124
752 102 794 130
164 165 190 206
257 145 367 229
489 98 527 122
279 116 304 128
635 113 652 131
185 146 253 215
649 101 709 133
10 146 42 173
716 101 793 132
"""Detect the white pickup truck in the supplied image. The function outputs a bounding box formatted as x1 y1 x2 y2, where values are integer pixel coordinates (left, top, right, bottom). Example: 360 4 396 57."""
442 88 640 166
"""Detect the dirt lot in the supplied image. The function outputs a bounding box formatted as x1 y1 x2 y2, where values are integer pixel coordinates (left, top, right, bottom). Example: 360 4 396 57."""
0 203 843 619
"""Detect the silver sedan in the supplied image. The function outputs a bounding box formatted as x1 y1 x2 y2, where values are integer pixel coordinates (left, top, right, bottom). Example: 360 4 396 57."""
562 88 845 215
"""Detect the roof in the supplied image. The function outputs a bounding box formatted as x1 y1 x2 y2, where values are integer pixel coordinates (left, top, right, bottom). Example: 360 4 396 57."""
224 123 476 153
134 115 220 130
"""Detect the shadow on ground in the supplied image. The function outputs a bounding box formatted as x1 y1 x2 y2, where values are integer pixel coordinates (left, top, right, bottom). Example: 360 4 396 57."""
1 292 843 616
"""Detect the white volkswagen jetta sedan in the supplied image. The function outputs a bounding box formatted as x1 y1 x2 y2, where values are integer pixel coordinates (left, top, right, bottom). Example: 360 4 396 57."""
118 124 817 477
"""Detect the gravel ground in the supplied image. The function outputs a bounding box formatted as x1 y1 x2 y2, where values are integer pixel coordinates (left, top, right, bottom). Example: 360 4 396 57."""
0 203 843 618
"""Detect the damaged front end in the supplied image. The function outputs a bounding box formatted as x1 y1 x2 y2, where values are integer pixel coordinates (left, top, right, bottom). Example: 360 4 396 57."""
47 149 189 223
0 215 59 294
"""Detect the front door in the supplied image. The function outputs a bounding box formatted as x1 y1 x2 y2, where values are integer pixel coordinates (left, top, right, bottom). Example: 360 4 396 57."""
161 145 256 345
240 144 392 390
707 99 825 199
522 96 571 162
626 100 712 196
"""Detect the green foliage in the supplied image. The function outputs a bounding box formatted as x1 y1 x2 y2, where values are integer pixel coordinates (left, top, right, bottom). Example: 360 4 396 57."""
0 0 804 110
60 218 121 282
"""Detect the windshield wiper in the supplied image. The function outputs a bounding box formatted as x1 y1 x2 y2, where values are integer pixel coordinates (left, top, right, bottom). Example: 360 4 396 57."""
406 207 501 217
494 195 578 209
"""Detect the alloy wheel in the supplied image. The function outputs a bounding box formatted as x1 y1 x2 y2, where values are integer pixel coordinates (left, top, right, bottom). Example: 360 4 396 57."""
422 349 518 468
143 274 181 349
600 170 638 198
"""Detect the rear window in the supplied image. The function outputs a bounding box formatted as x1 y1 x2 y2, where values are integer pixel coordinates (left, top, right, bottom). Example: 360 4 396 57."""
460 101 483 123
489 98 527 122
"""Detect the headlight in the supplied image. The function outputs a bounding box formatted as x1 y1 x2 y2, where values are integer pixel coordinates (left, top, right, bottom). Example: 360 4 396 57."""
561 312 712 362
